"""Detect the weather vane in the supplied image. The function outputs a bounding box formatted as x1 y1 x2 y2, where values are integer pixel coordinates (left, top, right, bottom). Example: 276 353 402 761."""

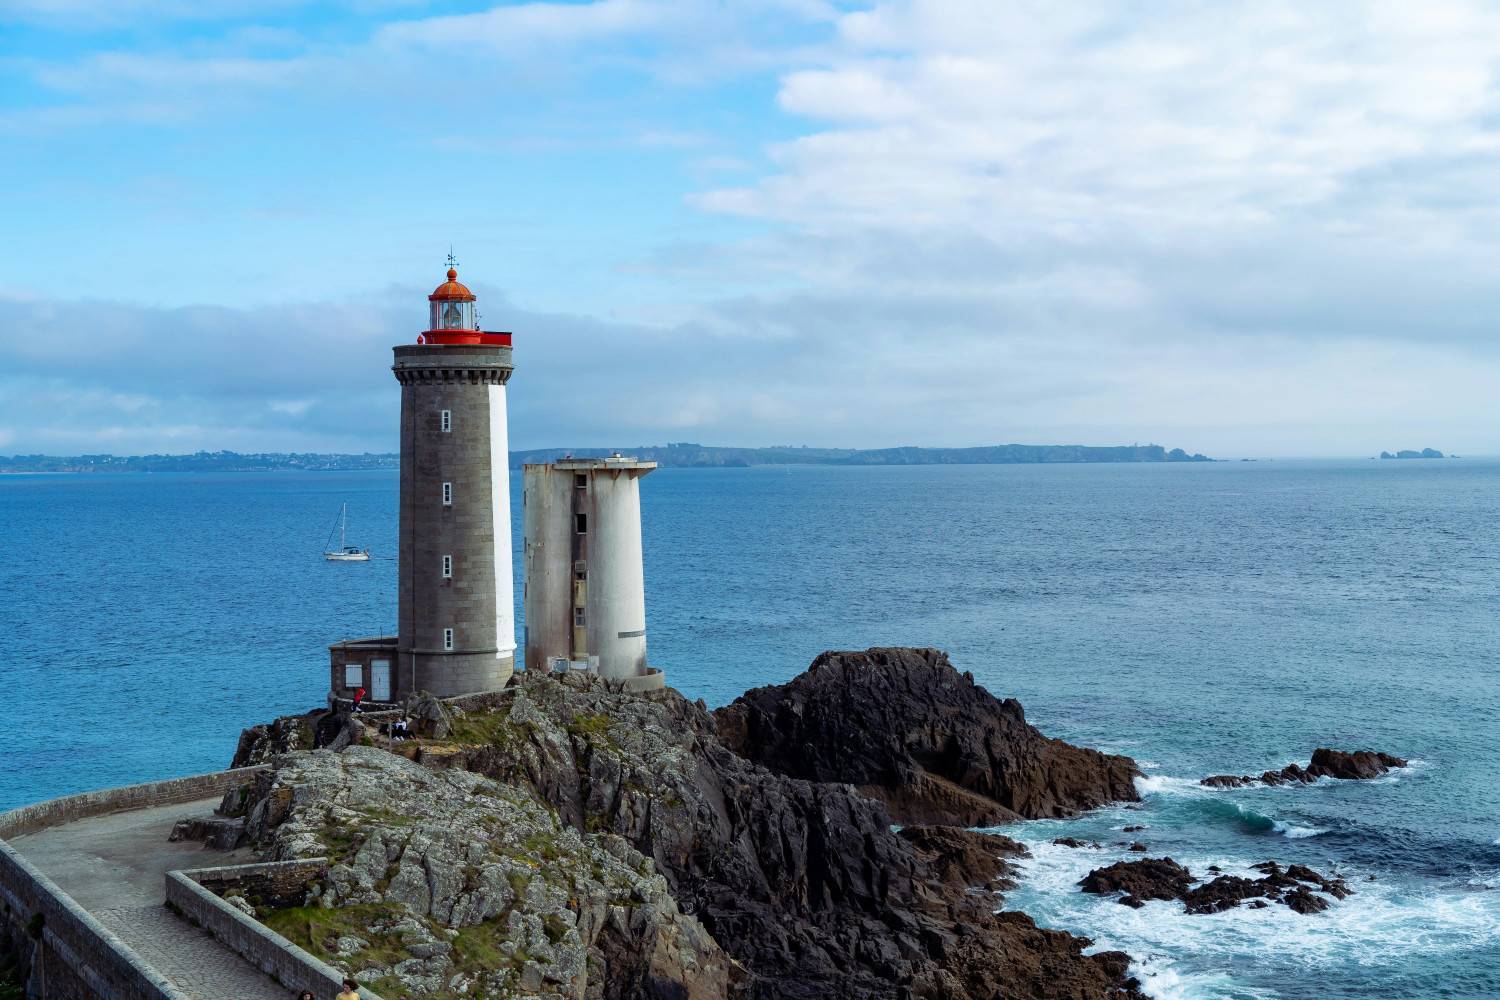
446 246 460 270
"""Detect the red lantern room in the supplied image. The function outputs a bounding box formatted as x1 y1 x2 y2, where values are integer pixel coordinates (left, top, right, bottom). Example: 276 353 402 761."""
419 263 512 346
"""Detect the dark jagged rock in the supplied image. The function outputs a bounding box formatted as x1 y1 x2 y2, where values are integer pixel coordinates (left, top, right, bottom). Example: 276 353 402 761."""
1127 842 1148 853
416 667 1141 999
1082 857 1351 916
1306 748 1408 780
1122 825 1146 833
897 826 1027 894
1079 858 1194 908
1053 837 1102 849
1201 748 1407 788
714 648 1142 826
231 714 307 767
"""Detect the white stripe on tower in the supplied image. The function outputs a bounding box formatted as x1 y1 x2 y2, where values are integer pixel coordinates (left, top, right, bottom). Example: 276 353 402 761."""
488 382 516 657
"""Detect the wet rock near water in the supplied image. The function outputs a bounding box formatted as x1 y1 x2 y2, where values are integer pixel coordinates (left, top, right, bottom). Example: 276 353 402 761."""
898 825 1028 894
1080 857 1351 915
714 647 1142 827
1201 748 1408 789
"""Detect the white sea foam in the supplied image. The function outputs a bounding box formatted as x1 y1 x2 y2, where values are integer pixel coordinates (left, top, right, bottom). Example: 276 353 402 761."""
1362 758 1425 785
1270 820 1327 839
1128 954 1278 1000
1134 774 1207 798
1004 837 1500 992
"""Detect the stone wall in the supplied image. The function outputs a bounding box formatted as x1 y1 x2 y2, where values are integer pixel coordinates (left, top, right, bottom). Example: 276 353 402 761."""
0 841 188 1000
0 769 266 840
0 768 264 1000
167 862 386 1000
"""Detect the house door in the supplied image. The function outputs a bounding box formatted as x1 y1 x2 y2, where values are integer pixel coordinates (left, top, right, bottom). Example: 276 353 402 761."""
370 660 391 702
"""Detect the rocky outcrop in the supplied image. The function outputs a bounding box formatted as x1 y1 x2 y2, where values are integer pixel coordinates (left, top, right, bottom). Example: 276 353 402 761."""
239 746 738 998
446 669 1141 1000
713 648 1142 826
237 655 1145 1000
231 713 319 767
1078 859 1193 907
1202 748 1407 788
1080 857 1351 915
896 826 1027 893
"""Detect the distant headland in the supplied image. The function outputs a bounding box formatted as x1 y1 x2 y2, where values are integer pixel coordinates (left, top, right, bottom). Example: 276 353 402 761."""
1379 448 1446 460
0 442 1213 474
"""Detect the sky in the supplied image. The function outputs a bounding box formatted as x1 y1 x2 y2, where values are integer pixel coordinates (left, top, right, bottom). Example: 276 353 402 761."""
3 0 1500 458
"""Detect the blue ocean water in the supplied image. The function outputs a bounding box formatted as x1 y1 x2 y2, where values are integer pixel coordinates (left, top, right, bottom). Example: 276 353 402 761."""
2 460 1498 998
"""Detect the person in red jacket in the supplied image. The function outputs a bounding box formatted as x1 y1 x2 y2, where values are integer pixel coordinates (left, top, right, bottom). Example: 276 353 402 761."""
352 686 365 713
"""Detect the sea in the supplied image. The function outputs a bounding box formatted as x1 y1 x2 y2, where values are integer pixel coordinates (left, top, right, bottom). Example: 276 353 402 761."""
2 459 1498 999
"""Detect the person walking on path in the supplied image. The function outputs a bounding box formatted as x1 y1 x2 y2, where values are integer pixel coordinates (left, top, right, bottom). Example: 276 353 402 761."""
337 979 361 1000
352 687 365 713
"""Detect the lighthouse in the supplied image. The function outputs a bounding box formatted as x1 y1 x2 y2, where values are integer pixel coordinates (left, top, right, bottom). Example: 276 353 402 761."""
392 265 517 697
328 262 517 705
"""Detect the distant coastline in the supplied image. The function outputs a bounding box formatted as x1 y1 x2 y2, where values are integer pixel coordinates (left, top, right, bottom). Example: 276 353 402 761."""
0 442 1213 474
1379 448 1446 460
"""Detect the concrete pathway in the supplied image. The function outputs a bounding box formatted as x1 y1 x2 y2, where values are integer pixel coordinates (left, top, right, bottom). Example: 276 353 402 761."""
11 798 289 1000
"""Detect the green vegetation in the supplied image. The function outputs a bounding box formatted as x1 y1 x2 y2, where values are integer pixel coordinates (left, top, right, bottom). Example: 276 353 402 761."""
446 709 536 755
566 713 613 739
264 903 536 1000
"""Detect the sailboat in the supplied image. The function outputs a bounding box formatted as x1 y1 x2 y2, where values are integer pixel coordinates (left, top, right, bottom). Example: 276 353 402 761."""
323 503 371 561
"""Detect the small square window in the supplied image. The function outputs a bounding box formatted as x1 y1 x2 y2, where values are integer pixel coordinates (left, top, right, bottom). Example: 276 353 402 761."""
575 512 587 534
574 607 586 627
442 482 453 506
574 569 586 581
441 555 452 579
344 664 362 688
443 628 454 651
440 410 452 433
574 473 587 489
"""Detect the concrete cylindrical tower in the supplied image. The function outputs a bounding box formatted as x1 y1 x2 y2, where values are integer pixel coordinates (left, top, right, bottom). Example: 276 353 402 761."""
392 267 516 698
522 456 663 691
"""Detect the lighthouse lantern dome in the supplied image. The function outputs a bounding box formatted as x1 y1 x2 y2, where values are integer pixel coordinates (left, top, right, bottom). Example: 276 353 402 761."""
428 267 478 332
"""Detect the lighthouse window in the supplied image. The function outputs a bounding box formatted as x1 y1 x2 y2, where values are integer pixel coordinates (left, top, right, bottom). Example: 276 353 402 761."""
575 512 587 534
574 474 587 489
440 410 452 433
441 555 452 579
574 607 587 627
443 628 454 651
442 482 453 506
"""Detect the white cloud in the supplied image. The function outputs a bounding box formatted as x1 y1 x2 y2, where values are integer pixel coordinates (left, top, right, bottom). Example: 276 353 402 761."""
704 0 1500 241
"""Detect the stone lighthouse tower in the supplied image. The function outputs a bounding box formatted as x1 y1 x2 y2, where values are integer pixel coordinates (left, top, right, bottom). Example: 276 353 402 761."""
388 265 517 697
